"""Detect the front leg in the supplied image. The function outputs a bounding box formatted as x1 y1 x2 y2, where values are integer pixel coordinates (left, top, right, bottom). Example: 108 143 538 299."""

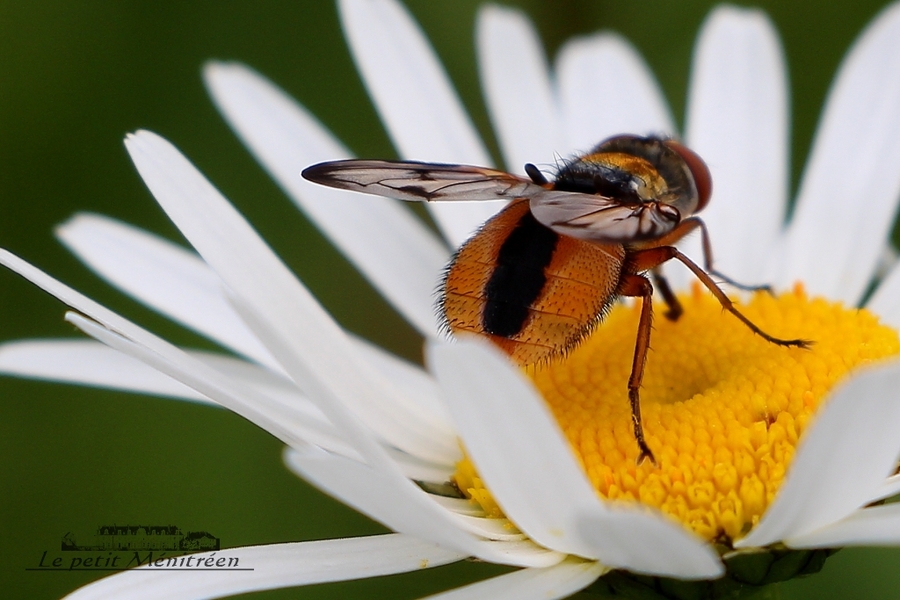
628 245 811 348
637 216 772 293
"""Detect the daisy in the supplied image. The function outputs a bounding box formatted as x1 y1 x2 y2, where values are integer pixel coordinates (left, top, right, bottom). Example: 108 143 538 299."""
4 1 900 599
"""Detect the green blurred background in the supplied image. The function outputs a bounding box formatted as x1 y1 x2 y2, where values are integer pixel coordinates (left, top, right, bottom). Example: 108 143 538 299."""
2 1 898 598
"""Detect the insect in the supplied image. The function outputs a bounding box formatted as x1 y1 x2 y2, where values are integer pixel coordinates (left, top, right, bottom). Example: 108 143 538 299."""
302 134 808 464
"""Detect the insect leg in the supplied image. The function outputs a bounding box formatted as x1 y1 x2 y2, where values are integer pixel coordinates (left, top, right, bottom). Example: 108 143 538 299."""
617 273 657 465
691 218 773 293
650 268 682 321
631 246 811 348
637 217 772 293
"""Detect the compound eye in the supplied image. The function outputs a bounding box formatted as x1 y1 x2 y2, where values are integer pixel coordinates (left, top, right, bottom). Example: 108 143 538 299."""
664 140 712 212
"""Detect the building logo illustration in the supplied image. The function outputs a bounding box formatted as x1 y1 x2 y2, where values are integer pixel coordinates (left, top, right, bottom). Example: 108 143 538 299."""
60 525 220 552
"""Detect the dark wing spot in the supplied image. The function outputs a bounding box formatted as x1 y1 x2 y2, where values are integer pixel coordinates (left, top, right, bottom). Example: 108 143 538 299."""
397 184 436 200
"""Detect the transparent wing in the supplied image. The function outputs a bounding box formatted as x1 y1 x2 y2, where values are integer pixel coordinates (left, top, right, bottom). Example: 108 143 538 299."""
530 189 682 242
302 159 544 202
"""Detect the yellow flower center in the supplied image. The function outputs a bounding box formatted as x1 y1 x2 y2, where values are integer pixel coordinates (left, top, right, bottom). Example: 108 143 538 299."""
453 284 900 544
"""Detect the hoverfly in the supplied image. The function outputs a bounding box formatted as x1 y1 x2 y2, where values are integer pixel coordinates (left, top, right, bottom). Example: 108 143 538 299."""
302 134 808 464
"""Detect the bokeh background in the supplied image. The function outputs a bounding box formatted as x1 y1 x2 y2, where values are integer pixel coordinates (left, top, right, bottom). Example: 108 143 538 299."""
2 1 898 598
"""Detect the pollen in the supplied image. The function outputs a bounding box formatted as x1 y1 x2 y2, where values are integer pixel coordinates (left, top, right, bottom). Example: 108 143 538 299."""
453 284 900 544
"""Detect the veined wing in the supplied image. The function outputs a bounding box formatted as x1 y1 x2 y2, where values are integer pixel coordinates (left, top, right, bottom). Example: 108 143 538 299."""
530 189 682 243
302 159 544 202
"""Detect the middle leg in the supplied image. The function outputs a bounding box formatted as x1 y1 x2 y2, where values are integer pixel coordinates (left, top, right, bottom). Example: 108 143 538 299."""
617 272 657 465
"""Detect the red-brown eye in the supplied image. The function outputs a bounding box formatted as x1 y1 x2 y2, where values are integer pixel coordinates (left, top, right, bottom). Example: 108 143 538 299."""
665 140 712 212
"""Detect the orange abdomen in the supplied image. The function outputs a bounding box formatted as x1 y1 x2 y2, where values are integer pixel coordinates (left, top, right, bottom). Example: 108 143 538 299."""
441 199 626 365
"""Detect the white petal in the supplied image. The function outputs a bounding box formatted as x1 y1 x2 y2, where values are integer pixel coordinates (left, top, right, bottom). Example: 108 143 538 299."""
0 250 187 366
451 514 526 542
575 509 727 579
284 446 566 569
737 361 900 548
67 312 357 458
0 339 336 434
204 62 448 337
422 557 606 600
0 243 366 454
195 352 360 458
351 335 452 425
284 445 477 553
428 340 724 579
684 6 789 282
124 130 458 466
0 249 358 457
338 0 489 164
0 339 211 403
63 535 465 600
778 3 900 303
338 0 503 247
386 447 454 483
430 494 486 517
476 5 562 174
786 504 900 548
56 300 544 566
870 472 900 504
428 339 598 557
865 259 900 329
557 33 674 155
2 334 443 481
57 213 278 369
58 211 454 432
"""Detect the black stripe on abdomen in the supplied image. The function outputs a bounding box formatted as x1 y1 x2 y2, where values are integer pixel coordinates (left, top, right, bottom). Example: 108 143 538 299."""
482 210 558 337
